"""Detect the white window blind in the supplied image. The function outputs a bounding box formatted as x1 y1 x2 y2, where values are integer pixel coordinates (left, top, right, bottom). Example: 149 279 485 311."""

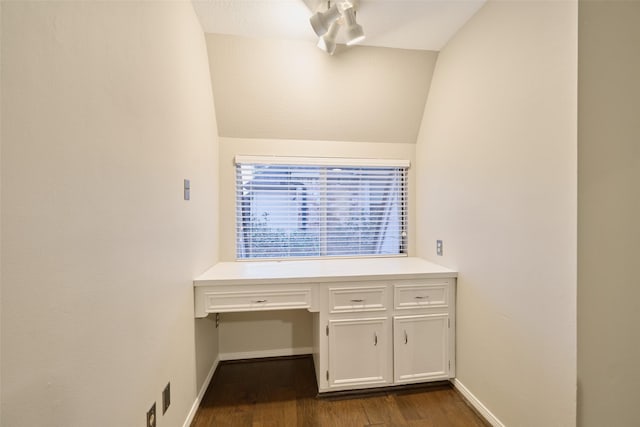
235 156 409 260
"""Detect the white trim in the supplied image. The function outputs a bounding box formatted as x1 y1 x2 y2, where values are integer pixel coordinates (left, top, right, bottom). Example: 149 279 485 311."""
219 347 313 361
182 356 220 427
452 378 505 427
234 155 410 168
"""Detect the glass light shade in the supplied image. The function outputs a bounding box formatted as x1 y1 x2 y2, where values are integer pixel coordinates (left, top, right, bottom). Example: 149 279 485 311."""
309 4 341 37
342 7 365 46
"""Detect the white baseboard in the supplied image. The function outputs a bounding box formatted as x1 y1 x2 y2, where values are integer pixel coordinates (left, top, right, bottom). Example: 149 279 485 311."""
219 346 313 361
451 378 505 427
182 356 220 427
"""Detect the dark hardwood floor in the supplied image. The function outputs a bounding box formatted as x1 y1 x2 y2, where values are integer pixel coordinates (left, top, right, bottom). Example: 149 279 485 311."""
191 355 489 427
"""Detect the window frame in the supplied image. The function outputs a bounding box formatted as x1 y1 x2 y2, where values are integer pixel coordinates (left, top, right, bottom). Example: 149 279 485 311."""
234 155 410 261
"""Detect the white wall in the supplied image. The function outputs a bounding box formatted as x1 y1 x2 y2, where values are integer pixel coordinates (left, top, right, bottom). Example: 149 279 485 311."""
218 310 313 360
577 2 640 426
206 34 438 144
1 2 219 426
416 1 577 426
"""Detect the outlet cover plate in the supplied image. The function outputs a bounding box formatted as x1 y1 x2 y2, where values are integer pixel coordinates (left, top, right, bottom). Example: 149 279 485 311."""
147 402 156 427
162 382 171 414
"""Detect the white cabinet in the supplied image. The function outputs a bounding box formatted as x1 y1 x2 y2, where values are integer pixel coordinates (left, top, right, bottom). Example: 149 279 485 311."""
327 317 390 388
194 283 312 317
199 287 311 314
328 286 387 313
322 284 392 391
317 278 455 393
394 283 448 310
393 314 449 384
193 258 457 394
391 281 453 385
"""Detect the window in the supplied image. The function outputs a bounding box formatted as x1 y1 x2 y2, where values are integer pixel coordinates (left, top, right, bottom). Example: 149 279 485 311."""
235 156 408 260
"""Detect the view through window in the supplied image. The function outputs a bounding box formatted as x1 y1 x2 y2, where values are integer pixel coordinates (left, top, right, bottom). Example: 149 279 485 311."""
235 157 408 259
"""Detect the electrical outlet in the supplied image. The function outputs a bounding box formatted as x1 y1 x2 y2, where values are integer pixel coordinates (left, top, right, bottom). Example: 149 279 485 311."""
436 240 443 256
147 402 156 427
162 382 171 414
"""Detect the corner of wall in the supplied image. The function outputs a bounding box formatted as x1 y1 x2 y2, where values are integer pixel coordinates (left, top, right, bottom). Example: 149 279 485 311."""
0 0 4 420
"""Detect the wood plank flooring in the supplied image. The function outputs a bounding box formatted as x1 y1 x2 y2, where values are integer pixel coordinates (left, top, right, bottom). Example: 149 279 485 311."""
191 356 489 427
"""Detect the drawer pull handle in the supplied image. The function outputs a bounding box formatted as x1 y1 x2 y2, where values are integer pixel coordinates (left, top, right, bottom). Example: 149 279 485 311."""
404 330 408 344
351 299 364 303
415 296 429 300
374 333 378 346
253 299 267 303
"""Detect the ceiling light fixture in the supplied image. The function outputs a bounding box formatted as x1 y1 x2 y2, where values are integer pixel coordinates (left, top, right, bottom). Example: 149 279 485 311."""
309 2 341 37
342 6 365 46
317 20 341 55
309 1 365 55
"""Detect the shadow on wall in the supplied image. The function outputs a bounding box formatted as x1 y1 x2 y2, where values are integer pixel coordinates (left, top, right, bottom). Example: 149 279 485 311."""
194 316 219 392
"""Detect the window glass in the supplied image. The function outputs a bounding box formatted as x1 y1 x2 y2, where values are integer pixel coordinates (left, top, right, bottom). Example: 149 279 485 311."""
236 159 408 259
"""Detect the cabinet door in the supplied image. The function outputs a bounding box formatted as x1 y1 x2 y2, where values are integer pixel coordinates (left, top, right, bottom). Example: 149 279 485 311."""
394 314 449 383
328 317 390 388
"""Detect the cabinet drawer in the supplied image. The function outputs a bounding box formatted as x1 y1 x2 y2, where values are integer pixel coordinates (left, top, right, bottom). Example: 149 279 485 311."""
394 283 448 310
203 288 311 313
329 286 387 313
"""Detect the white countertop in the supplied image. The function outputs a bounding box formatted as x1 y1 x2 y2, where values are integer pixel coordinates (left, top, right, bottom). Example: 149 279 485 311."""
194 257 457 286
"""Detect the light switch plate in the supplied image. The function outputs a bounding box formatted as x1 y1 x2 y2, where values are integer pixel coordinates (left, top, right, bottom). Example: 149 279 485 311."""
184 179 190 200
436 240 443 256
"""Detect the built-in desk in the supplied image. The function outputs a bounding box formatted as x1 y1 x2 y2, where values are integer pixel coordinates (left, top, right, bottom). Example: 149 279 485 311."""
194 257 457 392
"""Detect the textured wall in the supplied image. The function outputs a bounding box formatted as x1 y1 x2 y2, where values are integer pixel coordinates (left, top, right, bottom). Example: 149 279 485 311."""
206 34 437 144
1 2 219 426
416 1 577 425
578 2 640 426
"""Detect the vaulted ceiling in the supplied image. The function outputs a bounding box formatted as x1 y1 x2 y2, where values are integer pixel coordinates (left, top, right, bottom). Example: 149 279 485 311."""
192 0 486 51
192 1 486 143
